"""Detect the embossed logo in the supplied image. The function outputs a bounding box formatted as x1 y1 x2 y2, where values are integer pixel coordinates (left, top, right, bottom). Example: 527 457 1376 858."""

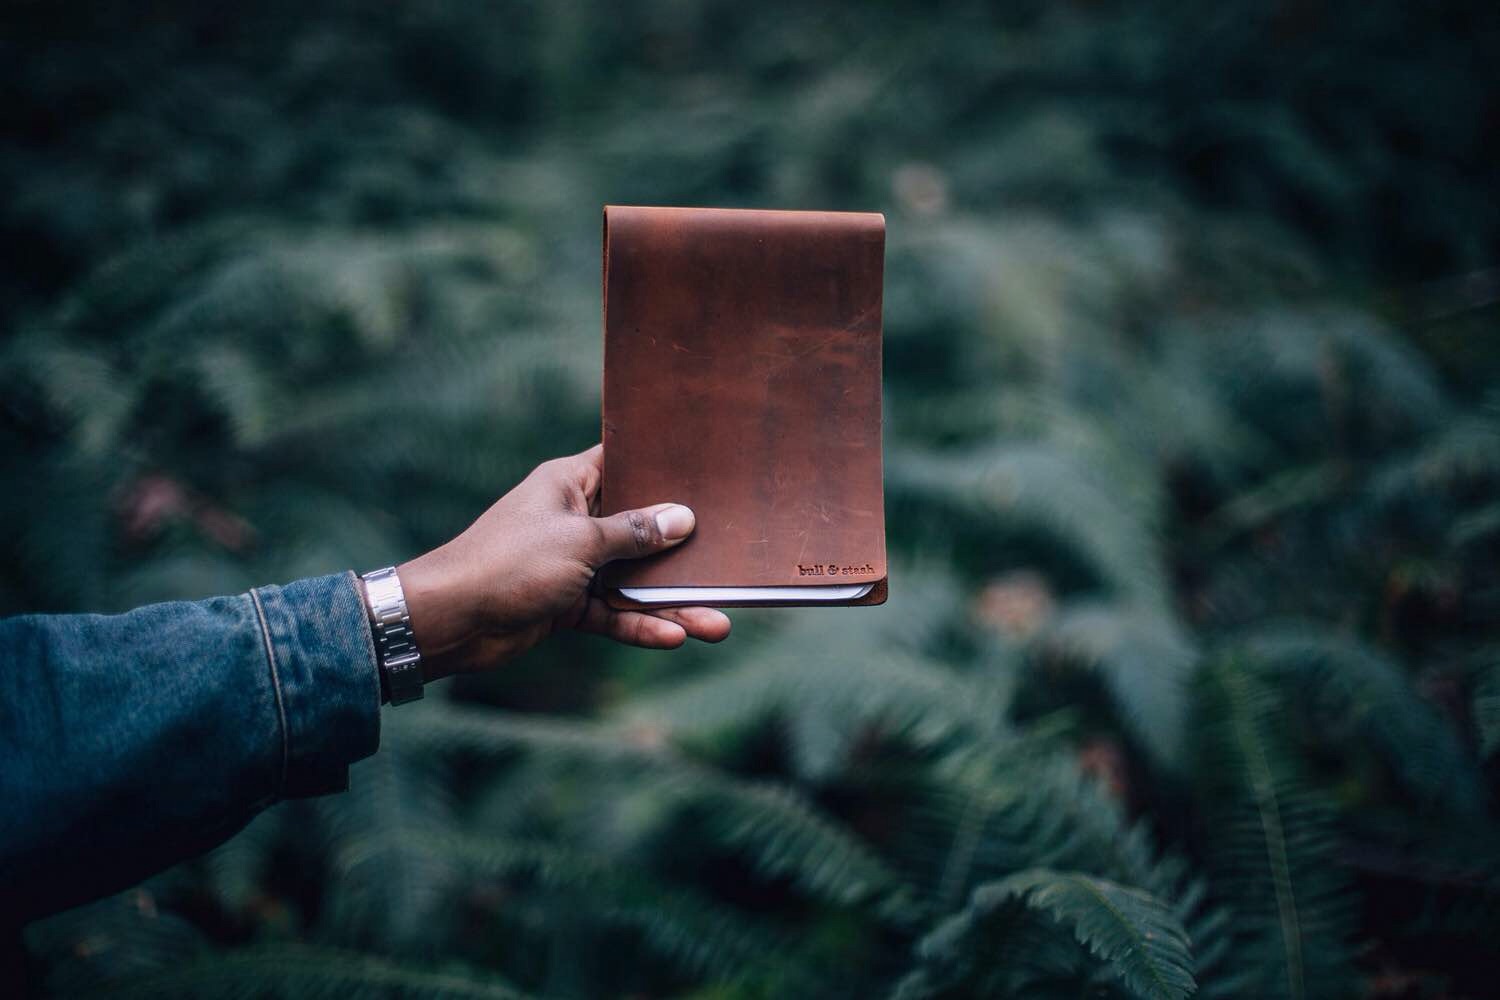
797 562 877 577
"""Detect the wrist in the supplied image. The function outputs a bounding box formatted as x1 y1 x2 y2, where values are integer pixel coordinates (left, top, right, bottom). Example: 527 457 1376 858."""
395 545 479 684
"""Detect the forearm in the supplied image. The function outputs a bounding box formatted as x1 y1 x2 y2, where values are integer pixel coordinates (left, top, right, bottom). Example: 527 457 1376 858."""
0 444 728 924
0 572 380 923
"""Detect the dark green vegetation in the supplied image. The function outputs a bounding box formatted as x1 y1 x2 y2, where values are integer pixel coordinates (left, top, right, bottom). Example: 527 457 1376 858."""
6 2 1500 997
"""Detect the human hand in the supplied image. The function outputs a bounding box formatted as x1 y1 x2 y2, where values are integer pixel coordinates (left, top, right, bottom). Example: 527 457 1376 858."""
387 444 730 683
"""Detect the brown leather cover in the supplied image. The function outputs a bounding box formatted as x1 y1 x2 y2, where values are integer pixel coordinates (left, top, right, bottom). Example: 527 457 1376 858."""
599 205 887 609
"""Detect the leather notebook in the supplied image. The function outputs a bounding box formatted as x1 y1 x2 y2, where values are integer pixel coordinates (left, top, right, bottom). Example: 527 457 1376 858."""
599 205 888 609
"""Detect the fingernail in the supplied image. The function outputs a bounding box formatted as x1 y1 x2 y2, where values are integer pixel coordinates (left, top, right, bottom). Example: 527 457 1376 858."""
655 504 695 540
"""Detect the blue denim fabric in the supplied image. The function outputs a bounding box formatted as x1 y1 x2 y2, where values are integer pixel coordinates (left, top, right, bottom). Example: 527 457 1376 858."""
0 571 381 923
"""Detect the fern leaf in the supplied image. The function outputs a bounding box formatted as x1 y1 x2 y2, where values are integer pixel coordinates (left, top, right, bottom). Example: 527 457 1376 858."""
1450 500 1500 551
350 830 827 992
617 582 1014 781
988 869 1196 1000
888 443 1170 610
1190 657 1359 1000
1372 412 1500 502
1194 462 1345 551
1232 626 1484 816
620 645 1007 778
316 732 461 954
1033 601 1196 767
893 746 1238 996
390 707 914 916
25 891 209 996
1181 308 1448 445
200 807 288 913
897 868 1196 1000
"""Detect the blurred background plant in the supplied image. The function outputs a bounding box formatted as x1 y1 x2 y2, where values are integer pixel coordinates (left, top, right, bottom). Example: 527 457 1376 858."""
5 1 1500 997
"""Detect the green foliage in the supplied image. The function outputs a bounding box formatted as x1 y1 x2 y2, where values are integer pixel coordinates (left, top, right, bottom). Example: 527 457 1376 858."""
8 1 1500 998
1226 629 1484 817
896 868 1196 1000
82 945 537 1000
1476 658 1500 760
1189 659 1359 1000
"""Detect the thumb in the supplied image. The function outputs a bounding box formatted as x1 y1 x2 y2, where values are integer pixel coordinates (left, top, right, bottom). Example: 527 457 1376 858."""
588 503 696 567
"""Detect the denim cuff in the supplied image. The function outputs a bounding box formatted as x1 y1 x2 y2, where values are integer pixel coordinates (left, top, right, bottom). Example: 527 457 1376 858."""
249 571 382 798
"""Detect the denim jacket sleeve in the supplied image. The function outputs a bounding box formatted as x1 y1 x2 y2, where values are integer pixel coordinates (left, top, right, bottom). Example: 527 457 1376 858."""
0 571 382 923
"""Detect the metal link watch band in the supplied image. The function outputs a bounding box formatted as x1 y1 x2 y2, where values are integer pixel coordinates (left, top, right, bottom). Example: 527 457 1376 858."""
361 566 424 705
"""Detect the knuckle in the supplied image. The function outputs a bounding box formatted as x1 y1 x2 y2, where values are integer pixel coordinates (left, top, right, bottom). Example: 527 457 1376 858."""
626 510 656 552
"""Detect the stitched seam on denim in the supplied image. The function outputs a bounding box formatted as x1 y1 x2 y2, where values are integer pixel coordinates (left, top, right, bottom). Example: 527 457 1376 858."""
249 588 290 799
347 570 385 719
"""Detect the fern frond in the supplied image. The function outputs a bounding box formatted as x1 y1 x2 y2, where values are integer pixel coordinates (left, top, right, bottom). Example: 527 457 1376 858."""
340 830 827 993
895 868 1196 1000
888 443 1169 610
389 707 914 916
619 645 1007 778
1177 307 1448 446
187 342 282 448
1190 657 1359 1000
200 806 289 913
1372 411 1500 502
1194 462 1345 551
934 750 1163 889
1230 626 1484 816
665 776 919 916
616 571 1016 783
0 333 137 457
25 891 209 996
315 734 461 954
1450 500 1500 551
1033 602 1196 767
989 869 1197 1000
886 745 1238 995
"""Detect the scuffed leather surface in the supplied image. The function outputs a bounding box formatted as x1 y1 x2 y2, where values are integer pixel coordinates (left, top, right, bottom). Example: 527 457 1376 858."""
599 205 887 607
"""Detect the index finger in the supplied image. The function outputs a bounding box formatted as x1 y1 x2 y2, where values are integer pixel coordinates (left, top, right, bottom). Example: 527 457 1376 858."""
570 442 604 471
549 443 604 505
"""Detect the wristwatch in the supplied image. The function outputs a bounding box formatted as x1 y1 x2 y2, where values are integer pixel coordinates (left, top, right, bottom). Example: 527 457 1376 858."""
361 566 424 705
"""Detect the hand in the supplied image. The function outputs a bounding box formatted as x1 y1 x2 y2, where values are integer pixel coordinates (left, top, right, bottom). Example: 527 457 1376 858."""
388 444 730 683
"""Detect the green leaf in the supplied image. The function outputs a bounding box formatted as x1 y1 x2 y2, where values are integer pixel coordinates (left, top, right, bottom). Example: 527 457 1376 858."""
902 867 1196 1000
1233 627 1484 817
981 869 1196 1000
1189 658 1359 1000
